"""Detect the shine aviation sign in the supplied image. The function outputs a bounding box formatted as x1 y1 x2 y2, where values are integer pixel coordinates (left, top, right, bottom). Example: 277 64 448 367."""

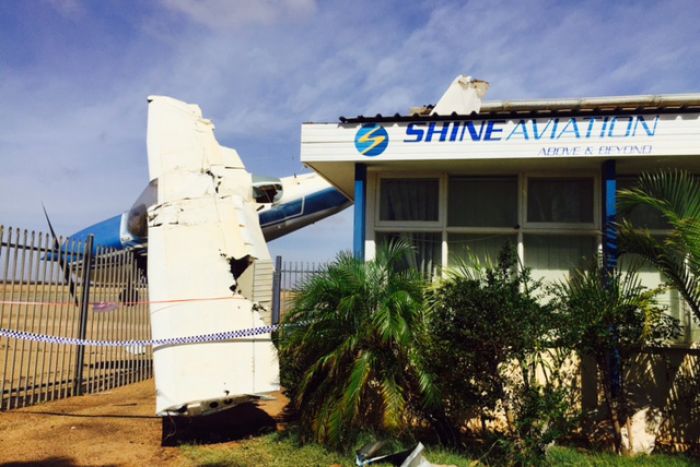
300 113 700 162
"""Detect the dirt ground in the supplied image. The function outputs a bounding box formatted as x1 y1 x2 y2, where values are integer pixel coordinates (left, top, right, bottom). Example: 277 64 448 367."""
0 379 289 466
0 282 152 411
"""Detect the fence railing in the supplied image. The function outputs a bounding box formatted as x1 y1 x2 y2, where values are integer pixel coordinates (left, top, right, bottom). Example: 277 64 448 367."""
0 225 152 410
0 223 326 411
273 258 328 320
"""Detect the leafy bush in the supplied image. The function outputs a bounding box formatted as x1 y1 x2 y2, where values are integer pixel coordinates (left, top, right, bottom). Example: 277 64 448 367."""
278 241 437 450
550 261 681 453
423 245 577 462
501 384 577 465
277 241 683 462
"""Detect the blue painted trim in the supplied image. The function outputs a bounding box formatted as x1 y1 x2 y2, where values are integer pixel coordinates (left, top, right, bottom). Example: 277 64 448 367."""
602 159 621 397
602 159 617 271
353 164 367 260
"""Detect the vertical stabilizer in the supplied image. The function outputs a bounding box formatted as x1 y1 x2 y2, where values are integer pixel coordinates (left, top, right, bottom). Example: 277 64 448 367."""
146 96 279 416
430 75 489 116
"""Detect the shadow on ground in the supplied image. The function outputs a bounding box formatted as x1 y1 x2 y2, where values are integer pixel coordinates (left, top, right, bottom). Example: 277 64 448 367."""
161 402 277 446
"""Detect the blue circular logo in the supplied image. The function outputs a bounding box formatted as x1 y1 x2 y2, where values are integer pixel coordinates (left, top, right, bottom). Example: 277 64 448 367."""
354 124 389 157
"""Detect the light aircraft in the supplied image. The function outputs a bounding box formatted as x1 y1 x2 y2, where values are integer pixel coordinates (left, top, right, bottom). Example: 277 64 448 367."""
67 171 351 254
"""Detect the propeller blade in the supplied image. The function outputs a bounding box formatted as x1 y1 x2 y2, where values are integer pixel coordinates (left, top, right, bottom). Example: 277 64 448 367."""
42 204 79 307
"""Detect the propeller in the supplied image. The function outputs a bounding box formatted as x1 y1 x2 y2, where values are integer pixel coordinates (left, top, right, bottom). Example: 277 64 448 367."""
42 204 79 307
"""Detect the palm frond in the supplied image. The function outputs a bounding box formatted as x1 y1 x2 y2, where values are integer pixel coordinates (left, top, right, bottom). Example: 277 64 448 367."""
380 376 406 431
619 220 700 320
617 169 700 323
278 241 433 449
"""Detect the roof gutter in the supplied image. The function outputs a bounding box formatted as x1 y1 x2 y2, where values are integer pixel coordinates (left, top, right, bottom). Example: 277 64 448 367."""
479 94 700 113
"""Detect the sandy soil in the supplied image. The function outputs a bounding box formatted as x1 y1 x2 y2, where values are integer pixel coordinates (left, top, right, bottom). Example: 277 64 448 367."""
0 379 289 466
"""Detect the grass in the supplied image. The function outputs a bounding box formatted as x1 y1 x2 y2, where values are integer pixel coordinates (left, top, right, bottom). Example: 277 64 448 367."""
179 433 700 467
179 433 350 467
546 446 700 466
179 432 477 467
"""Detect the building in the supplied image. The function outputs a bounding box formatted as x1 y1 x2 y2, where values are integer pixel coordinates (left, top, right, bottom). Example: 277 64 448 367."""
300 76 700 344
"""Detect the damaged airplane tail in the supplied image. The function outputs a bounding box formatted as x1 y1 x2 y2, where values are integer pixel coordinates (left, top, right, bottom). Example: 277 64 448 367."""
52 95 350 418
146 95 280 416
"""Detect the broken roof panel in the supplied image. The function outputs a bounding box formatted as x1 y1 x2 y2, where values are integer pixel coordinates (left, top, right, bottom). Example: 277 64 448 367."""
339 94 700 124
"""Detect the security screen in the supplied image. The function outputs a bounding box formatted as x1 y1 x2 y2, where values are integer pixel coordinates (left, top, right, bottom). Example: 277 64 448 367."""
527 178 594 223
379 179 439 221
524 234 596 282
617 177 670 230
448 176 518 227
447 234 518 266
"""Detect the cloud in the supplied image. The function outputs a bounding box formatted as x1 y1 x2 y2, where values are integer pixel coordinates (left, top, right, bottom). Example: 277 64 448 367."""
161 0 317 28
1 0 700 258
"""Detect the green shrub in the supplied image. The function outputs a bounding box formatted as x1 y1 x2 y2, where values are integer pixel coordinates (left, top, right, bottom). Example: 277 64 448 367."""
424 246 554 425
500 384 577 466
423 245 579 464
550 261 681 454
278 241 437 450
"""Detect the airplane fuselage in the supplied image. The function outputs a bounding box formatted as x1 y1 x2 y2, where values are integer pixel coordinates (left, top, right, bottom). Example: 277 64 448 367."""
68 172 351 252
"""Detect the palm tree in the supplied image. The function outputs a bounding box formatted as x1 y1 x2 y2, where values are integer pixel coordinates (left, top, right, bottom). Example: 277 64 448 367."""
278 241 438 450
617 169 700 322
550 261 679 454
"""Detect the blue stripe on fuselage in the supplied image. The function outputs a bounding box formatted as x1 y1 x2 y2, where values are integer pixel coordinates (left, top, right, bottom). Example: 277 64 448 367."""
259 187 348 227
65 187 351 253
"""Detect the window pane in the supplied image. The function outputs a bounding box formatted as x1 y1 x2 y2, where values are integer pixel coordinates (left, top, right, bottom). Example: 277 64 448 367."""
448 234 518 266
617 178 670 230
619 250 690 345
524 234 596 282
527 178 594 223
380 179 439 221
448 176 517 227
376 231 441 278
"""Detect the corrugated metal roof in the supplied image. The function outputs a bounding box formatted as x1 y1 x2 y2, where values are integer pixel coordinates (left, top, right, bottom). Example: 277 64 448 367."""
339 93 700 124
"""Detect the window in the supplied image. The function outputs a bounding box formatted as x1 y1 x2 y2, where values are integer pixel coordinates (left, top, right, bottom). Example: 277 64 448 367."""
524 234 596 282
375 231 441 278
379 178 439 222
619 249 699 346
527 177 594 224
448 234 518 266
448 176 518 227
617 177 670 230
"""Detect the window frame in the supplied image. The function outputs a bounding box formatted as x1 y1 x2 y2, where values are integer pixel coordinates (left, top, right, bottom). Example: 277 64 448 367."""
616 174 673 235
374 173 444 229
522 172 600 230
446 174 520 229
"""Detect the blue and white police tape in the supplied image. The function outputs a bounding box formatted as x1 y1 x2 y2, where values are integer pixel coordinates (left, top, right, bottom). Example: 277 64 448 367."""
0 323 281 348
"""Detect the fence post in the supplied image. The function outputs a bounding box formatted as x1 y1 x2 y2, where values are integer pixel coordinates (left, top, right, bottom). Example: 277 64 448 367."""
272 255 282 325
73 235 94 396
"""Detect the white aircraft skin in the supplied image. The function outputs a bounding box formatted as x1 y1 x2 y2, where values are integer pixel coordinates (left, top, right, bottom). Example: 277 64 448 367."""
145 94 281 418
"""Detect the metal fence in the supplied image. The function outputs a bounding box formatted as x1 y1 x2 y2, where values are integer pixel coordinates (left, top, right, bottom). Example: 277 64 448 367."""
273 257 328 320
0 225 152 410
0 230 325 411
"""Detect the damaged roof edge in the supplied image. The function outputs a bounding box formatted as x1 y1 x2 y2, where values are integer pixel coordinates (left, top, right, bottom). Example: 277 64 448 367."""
338 93 700 124
481 93 700 112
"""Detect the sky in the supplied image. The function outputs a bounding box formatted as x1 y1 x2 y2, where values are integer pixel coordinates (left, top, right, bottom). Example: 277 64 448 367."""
1 0 700 262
